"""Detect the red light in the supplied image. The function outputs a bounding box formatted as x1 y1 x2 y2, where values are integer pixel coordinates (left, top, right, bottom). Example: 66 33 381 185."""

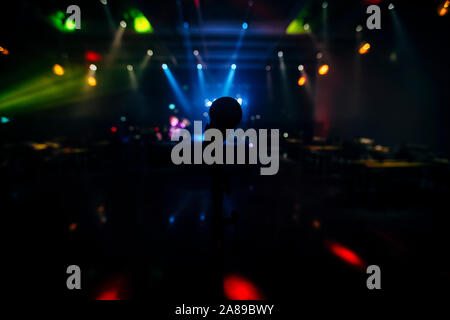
155 126 160 132
110 126 117 133
86 51 101 62
96 289 119 300
325 240 367 271
223 274 264 300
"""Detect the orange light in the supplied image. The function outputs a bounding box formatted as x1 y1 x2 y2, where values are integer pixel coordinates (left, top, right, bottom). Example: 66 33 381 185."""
69 223 77 232
312 220 320 228
2 49 9 55
444 0 449 8
439 7 448 16
87 76 97 86
297 75 306 86
0 46 3 52
318 64 329 75
53 64 64 76
358 42 371 55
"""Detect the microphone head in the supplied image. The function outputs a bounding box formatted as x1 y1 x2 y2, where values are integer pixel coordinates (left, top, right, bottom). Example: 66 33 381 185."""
209 97 242 130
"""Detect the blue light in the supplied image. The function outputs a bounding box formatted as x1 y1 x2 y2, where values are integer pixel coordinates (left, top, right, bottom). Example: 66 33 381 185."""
169 103 176 110
242 22 248 30
162 66 190 111
197 63 203 70
162 63 168 70
183 22 189 29
223 67 236 96
205 99 212 107
169 216 175 224
231 63 237 70
1 117 10 124
200 214 205 221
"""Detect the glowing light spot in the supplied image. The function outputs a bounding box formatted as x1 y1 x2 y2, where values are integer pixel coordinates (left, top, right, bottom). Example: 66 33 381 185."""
312 220 320 229
193 50 199 56
120 116 126 122
134 15 152 33
242 22 248 30
1 117 10 124
439 7 448 16
89 64 97 71
200 214 205 221
87 76 97 86
147 49 153 56
224 274 264 300
169 104 176 110
322 2 328 9
53 64 64 76
120 20 127 28
127 64 133 71
298 64 304 71
100 0 107 5
318 64 329 75
303 23 310 31
231 63 237 70
69 223 77 232
283 132 289 138
265 65 271 71
85 51 101 62
356 25 363 32
169 216 175 224
277 51 283 58
170 116 179 127
388 3 394 10
316 52 323 59
197 63 203 70
110 126 117 133
297 75 306 86
325 240 366 270
358 42 371 55
65 18 76 31
162 64 168 70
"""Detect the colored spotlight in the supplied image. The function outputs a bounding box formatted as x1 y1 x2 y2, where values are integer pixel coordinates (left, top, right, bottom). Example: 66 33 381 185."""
322 2 328 9
100 0 107 5
134 15 152 33
231 64 237 70
223 274 264 300
1 117 10 124
89 64 97 71
242 22 248 30
193 50 199 56
65 18 76 31
53 64 64 76
318 64 329 75
169 103 176 110
297 75 306 86
358 42 371 55
162 64 168 70
237 98 243 105
439 7 448 16
87 76 97 86
197 64 203 70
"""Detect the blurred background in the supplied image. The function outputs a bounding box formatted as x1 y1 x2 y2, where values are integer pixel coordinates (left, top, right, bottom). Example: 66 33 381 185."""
0 0 449 301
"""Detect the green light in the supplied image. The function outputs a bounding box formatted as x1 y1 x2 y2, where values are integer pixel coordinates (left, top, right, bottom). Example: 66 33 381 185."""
134 15 152 33
286 7 311 35
65 18 76 31
169 104 175 110
48 11 76 32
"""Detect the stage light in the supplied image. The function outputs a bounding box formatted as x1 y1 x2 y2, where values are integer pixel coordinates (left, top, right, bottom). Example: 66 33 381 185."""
110 126 117 133
134 15 152 33
356 25 363 32
183 22 189 29
223 274 263 300
298 64 304 71
53 64 64 76
193 50 199 56
277 51 283 58
127 65 133 71
231 64 237 70
170 116 179 127
89 64 97 71
1 117 10 124
200 214 205 221
358 42 371 55
169 104 176 110
283 132 289 138
388 3 394 10
303 23 310 31
100 0 107 4
265 65 271 71
147 49 153 56
120 116 126 122
316 52 323 59
65 19 76 31
120 20 127 28
162 64 168 70
87 76 97 86
237 98 243 105
318 64 329 75
205 99 212 107
242 22 248 30
197 64 203 70
439 7 448 16
322 2 328 9
86 51 101 61
297 75 306 86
